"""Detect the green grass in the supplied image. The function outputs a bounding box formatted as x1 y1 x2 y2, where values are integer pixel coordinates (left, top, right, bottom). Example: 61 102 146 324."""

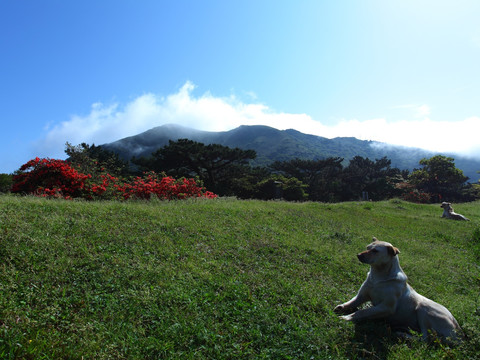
1 195 479 359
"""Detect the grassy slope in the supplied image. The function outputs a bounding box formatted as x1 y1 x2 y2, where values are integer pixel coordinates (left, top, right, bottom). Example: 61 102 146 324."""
0 195 479 359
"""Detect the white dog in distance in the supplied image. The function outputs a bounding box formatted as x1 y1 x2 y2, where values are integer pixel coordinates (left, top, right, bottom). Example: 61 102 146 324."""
440 202 469 221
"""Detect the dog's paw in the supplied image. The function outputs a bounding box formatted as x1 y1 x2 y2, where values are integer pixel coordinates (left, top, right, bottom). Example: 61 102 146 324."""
334 304 357 315
340 314 354 321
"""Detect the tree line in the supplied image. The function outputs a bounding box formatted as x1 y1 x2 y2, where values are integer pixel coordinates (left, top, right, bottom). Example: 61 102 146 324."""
2 139 479 202
73 139 480 202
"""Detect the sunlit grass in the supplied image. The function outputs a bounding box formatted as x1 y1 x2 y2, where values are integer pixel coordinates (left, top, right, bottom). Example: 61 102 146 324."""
1 195 479 359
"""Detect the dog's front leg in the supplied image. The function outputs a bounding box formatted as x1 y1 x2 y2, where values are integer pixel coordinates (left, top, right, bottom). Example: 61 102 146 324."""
334 282 369 315
340 301 395 323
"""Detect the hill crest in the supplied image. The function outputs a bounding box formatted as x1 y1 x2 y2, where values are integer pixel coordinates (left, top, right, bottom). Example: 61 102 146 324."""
102 124 480 182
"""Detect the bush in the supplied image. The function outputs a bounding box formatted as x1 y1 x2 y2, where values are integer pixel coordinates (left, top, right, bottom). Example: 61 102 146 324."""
401 189 433 203
116 172 217 200
255 175 308 201
11 158 90 199
0 173 13 193
11 158 217 201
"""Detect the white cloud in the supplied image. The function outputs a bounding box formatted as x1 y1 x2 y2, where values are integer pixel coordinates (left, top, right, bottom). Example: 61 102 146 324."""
415 104 431 118
329 117 480 158
34 81 480 160
391 103 431 118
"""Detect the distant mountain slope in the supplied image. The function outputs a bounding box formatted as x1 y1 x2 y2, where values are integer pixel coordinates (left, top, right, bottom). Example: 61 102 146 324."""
102 124 480 182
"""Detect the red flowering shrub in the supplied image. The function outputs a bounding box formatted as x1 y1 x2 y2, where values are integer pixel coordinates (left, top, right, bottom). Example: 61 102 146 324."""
395 181 438 203
401 189 433 203
11 157 90 199
86 173 126 200
11 158 217 201
116 172 217 200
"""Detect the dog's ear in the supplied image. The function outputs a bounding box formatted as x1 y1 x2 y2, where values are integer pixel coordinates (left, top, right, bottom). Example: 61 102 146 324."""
388 245 400 257
372 236 378 242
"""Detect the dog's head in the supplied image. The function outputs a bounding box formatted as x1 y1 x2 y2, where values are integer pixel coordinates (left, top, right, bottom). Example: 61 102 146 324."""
357 237 400 266
440 202 452 210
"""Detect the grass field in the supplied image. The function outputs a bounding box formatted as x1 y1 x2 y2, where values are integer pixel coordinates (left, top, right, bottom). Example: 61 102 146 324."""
1 195 479 359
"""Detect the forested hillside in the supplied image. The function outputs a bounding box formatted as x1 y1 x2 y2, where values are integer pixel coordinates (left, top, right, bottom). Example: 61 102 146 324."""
102 124 480 182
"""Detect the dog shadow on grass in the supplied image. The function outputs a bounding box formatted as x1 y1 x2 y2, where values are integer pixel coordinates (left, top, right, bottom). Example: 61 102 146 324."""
344 318 470 358
346 320 418 359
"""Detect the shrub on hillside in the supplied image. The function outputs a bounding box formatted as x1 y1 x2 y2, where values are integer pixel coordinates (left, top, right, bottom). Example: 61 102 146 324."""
11 158 217 200
11 157 90 199
255 175 308 201
401 189 434 203
115 172 217 200
0 173 13 193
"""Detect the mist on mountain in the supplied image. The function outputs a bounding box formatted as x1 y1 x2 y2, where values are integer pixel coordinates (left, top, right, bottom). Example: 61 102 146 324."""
102 124 480 182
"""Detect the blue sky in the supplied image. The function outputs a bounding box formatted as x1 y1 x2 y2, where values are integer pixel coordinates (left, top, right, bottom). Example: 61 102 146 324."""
1 0 480 173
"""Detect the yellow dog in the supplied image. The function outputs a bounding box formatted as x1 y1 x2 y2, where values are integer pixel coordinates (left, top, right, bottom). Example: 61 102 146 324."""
334 238 463 343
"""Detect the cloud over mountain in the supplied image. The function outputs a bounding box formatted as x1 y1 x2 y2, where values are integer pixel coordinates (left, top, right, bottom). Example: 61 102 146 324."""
34 81 480 160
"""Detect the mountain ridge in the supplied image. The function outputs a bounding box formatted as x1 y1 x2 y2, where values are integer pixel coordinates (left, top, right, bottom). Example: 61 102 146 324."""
102 124 480 182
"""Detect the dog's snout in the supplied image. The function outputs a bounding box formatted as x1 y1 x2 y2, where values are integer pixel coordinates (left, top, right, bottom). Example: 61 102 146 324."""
357 251 367 263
